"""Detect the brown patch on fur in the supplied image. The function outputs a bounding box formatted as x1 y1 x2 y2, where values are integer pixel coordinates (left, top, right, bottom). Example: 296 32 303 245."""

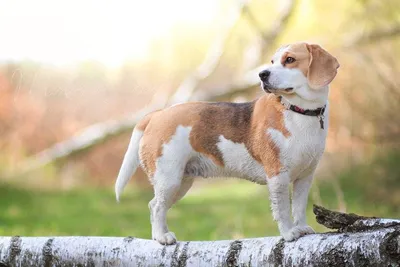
139 95 291 178
279 42 340 90
306 44 340 89
249 95 291 177
139 104 201 176
281 42 311 77
190 101 255 166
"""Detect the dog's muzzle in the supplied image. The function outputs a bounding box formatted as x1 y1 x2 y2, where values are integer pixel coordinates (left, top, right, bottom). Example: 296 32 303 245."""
259 70 293 94
259 70 270 82
259 70 273 93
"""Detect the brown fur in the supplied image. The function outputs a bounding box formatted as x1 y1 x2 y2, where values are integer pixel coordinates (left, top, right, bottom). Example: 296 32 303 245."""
138 94 290 178
279 42 339 90
136 110 160 131
306 44 340 89
282 43 311 77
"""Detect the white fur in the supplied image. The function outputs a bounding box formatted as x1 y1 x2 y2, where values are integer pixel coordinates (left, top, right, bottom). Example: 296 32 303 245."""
217 136 266 184
115 129 143 202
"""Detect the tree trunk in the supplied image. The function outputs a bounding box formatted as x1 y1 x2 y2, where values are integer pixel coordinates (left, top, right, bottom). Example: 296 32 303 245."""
1 206 399 267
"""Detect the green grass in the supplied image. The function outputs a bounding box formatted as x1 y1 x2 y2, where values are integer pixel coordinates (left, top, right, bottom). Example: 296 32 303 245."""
0 181 284 240
0 150 398 240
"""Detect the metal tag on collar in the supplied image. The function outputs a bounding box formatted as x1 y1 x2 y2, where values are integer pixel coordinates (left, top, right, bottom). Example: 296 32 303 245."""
318 114 325 129
318 107 325 129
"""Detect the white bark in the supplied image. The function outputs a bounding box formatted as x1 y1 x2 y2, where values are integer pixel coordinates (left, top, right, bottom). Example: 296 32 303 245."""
1 206 399 266
0 219 399 267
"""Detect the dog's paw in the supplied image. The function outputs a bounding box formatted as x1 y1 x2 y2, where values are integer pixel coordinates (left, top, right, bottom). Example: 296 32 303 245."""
282 225 315 242
154 232 177 245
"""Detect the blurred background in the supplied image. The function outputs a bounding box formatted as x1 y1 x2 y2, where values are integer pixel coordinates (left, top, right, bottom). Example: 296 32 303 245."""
0 0 399 240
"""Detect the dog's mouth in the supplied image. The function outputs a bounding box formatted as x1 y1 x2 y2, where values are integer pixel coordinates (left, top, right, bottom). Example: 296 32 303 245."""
283 87 294 93
262 83 293 94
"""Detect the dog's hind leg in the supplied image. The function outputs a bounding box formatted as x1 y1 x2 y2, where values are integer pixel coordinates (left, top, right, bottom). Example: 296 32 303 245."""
151 173 182 245
172 177 194 204
149 177 193 244
150 125 193 245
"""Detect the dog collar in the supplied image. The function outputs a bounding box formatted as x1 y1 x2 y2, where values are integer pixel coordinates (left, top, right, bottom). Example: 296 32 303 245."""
278 96 326 129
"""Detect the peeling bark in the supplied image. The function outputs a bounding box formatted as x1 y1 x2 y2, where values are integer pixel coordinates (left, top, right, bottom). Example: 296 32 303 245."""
1 207 399 267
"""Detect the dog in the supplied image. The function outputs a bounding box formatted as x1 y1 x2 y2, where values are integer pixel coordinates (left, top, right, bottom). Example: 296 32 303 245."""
115 42 339 245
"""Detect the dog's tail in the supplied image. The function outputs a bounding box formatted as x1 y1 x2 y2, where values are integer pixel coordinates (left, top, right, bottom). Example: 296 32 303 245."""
115 128 143 202
115 112 155 202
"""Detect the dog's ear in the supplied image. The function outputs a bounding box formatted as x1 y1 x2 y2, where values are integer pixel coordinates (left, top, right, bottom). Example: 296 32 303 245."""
306 44 340 89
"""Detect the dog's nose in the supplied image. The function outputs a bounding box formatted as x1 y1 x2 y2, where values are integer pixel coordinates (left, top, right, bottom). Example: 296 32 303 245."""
259 70 270 81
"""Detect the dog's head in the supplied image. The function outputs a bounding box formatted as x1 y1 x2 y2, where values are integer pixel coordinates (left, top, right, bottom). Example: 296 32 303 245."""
259 42 340 96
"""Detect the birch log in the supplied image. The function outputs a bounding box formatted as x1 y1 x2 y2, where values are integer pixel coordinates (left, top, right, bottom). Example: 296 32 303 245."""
1 206 399 267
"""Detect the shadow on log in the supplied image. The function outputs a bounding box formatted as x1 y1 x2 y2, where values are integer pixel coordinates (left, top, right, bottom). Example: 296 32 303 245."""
0 205 399 266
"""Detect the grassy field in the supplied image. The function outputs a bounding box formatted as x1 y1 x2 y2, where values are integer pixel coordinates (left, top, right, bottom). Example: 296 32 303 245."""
0 150 399 241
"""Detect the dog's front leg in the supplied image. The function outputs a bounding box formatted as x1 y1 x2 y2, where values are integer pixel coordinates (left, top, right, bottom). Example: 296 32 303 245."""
267 174 293 240
290 174 316 238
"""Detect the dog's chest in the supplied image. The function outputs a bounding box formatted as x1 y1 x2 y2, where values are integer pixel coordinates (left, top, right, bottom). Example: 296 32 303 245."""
278 110 328 178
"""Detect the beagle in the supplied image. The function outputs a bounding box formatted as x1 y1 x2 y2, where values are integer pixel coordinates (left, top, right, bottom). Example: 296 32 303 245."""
115 42 339 245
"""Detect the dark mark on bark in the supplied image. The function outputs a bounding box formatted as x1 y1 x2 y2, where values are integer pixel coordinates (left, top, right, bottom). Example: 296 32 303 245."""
86 258 95 267
258 243 268 266
161 246 167 257
7 236 22 265
177 242 189 267
225 240 243 267
169 242 190 267
42 238 54 267
267 239 284 267
123 236 135 243
381 227 400 264
0 261 8 267
248 253 252 267
314 239 346 267
170 243 180 267
353 247 371 266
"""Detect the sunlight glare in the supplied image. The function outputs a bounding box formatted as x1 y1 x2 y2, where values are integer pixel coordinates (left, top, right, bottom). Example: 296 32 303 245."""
0 0 218 67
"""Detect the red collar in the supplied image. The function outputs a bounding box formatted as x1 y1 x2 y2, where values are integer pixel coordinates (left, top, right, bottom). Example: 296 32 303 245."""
278 96 326 129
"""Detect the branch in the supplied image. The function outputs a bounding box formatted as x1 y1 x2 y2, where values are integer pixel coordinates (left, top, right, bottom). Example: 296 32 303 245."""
346 24 400 47
16 0 298 174
169 0 251 104
1 206 399 266
190 65 265 101
242 0 297 67
19 106 158 173
15 2 250 175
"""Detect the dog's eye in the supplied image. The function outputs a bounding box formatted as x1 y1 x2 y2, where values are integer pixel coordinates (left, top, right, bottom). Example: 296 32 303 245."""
271 60 274 64
285 57 296 64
